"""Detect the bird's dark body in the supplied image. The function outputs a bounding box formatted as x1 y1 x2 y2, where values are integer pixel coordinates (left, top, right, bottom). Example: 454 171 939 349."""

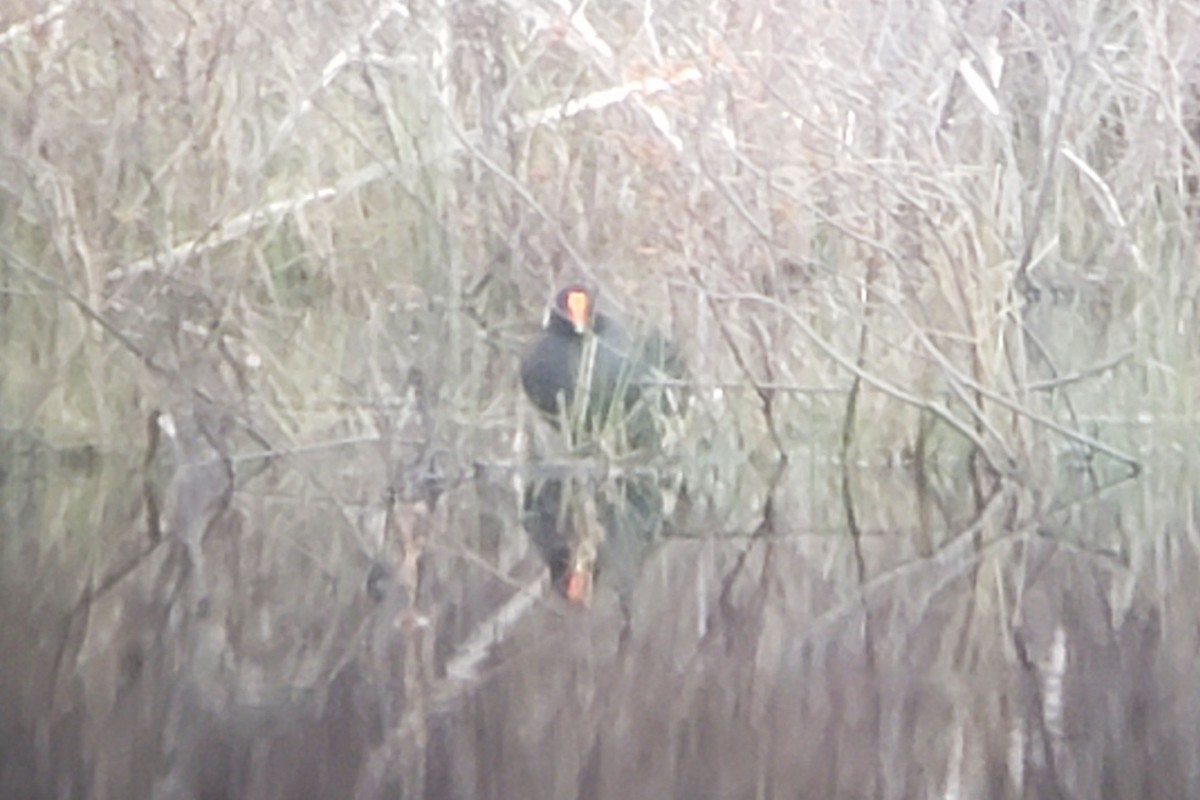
521 307 678 448
521 314 641 432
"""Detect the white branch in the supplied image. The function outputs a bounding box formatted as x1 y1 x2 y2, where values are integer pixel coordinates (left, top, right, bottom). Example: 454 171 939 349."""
107 67 700 283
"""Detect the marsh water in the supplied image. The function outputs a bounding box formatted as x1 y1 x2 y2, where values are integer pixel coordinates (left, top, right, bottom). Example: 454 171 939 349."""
0 405 1189 799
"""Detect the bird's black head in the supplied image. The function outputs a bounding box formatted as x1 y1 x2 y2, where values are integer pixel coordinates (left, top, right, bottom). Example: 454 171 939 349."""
546 284 595 335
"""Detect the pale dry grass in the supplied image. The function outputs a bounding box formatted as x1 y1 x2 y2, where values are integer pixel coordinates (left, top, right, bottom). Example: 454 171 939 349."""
1 0 1198 797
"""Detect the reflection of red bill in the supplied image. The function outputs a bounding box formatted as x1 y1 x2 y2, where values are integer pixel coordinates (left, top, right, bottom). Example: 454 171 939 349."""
563 568 593 606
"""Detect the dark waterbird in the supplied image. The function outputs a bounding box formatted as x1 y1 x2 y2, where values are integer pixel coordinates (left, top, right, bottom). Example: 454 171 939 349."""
519 285 683 607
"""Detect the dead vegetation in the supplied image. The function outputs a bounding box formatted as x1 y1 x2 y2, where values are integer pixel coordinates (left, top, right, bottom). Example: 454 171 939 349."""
1 0 1198 797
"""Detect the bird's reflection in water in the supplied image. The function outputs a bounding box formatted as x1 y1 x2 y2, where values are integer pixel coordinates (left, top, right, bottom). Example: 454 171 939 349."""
522 470 664 617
